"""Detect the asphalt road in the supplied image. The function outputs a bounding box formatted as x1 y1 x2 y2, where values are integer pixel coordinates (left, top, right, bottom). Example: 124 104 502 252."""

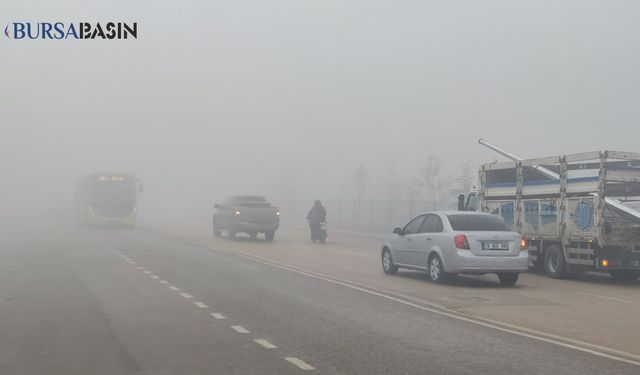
1 216 639 374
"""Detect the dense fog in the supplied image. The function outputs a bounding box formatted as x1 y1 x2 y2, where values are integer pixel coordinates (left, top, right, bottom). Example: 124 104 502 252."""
3 0 640 227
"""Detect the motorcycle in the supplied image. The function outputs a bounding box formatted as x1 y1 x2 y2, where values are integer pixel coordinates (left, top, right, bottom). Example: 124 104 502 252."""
309 221 327 244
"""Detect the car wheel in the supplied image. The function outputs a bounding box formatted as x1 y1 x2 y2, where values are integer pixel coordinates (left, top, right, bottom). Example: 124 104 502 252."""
265 231 275 241
382 248 398 275
544 244 566 278
428 254 448 283
498 272 519 286
609 270 640 282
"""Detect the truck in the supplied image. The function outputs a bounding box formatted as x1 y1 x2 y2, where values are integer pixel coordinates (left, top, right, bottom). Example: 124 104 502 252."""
213 196 280 241
459 140 640 281
75 173 142 227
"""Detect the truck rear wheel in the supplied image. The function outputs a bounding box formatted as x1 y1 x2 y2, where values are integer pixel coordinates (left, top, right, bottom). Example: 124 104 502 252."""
609 270 640 282
544 244 566 279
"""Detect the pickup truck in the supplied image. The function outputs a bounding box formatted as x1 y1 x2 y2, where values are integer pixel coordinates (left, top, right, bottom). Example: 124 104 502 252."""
213 196 280 241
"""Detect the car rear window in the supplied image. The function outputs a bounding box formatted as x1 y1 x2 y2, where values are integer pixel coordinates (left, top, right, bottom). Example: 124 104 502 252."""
446 214 511 231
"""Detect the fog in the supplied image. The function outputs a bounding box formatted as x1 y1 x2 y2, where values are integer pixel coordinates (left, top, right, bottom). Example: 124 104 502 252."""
3 0 640 225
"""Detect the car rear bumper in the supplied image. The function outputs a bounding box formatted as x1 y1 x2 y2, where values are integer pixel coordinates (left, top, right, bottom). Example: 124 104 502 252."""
444 250 529 274
234 221 279 232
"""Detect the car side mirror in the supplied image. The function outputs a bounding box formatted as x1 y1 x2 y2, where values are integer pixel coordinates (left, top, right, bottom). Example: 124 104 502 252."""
393 227 403 235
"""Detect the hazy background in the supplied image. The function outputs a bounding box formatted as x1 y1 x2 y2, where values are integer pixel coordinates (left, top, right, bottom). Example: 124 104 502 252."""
2 0 640 224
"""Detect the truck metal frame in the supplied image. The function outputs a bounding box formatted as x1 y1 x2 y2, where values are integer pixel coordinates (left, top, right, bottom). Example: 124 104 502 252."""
471 144 640 280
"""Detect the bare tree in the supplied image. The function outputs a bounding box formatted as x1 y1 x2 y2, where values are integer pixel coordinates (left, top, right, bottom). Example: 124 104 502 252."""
411 155 452 210
455 161 474 195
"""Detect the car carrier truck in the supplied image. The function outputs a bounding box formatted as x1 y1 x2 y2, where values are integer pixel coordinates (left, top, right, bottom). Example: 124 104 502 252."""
459 140 640 281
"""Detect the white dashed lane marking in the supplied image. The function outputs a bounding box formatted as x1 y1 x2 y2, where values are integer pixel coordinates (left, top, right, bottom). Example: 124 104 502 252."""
254 339 277 349
231 325 249 333
110 247 318 371
285 357 315 370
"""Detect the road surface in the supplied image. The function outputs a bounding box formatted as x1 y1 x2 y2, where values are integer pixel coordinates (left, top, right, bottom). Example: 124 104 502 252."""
1 215 639 374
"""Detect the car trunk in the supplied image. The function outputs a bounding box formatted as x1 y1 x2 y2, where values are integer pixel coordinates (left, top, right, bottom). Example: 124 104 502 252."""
463 231 522 257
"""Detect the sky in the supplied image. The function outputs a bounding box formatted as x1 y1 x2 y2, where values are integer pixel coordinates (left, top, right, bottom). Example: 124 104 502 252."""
2 0 640 220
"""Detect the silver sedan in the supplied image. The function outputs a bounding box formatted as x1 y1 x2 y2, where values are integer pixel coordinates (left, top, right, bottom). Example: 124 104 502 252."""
381 211 529 286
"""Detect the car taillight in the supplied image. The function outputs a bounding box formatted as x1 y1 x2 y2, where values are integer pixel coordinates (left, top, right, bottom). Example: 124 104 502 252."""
520 235 528 250
454 234 470 249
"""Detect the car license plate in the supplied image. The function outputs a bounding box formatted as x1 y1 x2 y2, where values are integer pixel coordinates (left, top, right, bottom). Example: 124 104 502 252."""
483 241 509 250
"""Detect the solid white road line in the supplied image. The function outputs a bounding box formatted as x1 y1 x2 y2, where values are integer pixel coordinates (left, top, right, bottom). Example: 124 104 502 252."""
210 313 226 319
284 357 315 370
575 291 635 304
254 339 277 349
180 293 194 299
194 301 208 308
168 286 180 291
231 325 249 333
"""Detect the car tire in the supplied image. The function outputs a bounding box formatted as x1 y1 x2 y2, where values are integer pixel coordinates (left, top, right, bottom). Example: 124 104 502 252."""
428 254 448 284
498 272 519 286
609 270 640 282
382 248 398 275
265 231 275 242
544 244 566 279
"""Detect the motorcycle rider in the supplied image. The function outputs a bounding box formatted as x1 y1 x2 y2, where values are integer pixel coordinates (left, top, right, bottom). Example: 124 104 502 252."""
307 200 327 243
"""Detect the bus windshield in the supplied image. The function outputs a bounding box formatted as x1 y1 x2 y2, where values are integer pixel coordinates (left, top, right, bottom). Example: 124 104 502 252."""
89 176 136 207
